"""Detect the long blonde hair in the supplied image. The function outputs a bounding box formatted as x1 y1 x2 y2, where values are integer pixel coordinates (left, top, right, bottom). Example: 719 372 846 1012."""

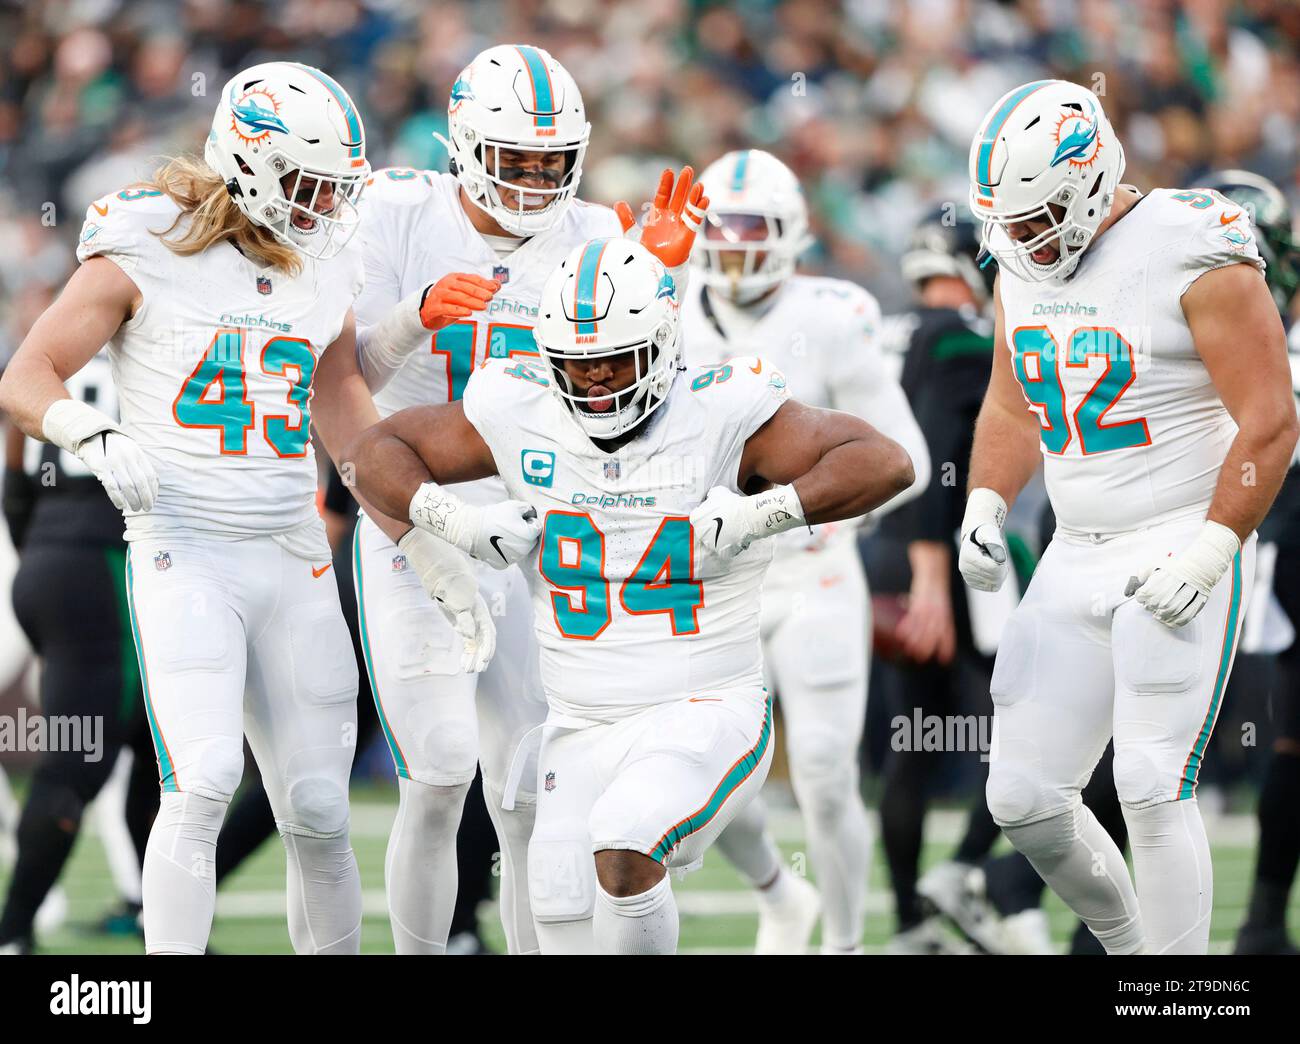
144 155 303 276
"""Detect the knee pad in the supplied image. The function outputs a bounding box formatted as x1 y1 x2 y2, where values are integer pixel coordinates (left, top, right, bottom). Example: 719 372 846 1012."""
186 741 244 803
527 823 595 923
406 706 477 783
1112 745 1165 808
985 761 1050 827
279 776 350 838
788 737 856 825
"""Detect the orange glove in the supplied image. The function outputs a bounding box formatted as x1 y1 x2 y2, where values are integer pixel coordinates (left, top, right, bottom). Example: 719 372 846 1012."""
418 273 499 331
615 166 710 269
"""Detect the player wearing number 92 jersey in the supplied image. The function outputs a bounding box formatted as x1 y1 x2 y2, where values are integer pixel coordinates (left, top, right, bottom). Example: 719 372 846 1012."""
959 79 1298 956
0 61 375 957
347 236 916 954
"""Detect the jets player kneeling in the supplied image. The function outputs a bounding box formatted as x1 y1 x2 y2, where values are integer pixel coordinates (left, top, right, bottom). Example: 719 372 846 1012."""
347 236 914 954
961 80 1298 954
685 149 931 954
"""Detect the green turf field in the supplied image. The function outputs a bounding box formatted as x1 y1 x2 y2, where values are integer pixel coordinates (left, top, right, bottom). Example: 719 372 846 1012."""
5 781 1297 954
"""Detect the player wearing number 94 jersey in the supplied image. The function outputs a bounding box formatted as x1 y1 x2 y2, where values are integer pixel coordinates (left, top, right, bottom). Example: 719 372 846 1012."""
960 79 1299 955
346 236 916 954
0 61 389 956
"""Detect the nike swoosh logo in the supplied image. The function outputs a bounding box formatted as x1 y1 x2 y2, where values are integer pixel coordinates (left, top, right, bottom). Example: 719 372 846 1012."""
749 360 763 374
1220 211 1240 225
711 517 724 547
489 535 508 563
92 202 109 216
312 564 332 578
689 697 722 702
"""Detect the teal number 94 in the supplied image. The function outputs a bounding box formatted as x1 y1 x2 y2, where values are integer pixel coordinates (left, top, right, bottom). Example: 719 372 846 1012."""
540 512 703 640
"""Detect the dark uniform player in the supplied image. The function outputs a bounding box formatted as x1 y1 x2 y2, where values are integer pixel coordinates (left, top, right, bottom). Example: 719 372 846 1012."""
1207 171 1300 956
0 352 156 953
870 206 1006 951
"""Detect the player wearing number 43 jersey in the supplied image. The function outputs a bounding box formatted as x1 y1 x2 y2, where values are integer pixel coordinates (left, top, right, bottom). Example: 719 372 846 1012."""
0 61 379 955
346 228 916 954
960 79 1299 954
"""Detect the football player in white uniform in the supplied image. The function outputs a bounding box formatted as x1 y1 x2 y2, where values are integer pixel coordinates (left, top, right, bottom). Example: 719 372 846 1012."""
0 62 401 955
959 80 1298 953
683 149 930 953
311 45 706 954
343 220 916 954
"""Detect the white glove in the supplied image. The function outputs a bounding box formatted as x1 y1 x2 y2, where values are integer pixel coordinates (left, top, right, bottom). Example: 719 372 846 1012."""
690 484 807 566
409 482 541 569
958 487 1009 592
398 528 496 673
42 399 158 513
1127 520 1240 628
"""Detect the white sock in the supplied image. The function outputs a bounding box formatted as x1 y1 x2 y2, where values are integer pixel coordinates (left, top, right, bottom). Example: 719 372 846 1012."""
792 763 872 951
282 829 362 954
593 874 678 955
535 917 596 954
143 791 227 954
483 782 538 954
385 777 469 954
715 796 784 888
1003 803 1145 954
1125 798 1213 954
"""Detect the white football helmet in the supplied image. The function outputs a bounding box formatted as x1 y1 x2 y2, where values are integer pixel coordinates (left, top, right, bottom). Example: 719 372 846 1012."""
694 149 812 303
968 79 1126 282
534 238 683 441
205 62 369 260
434 44 590 237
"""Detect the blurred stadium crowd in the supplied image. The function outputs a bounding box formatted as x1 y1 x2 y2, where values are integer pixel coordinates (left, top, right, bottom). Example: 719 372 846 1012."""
1 0 1298 367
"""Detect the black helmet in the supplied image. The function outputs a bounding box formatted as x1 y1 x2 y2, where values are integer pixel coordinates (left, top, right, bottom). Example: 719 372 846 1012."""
901 203 997 303
1200 169 1299 312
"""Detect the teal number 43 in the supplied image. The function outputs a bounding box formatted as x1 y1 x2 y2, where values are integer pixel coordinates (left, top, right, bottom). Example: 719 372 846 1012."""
173 327 315 456
540 512 703 639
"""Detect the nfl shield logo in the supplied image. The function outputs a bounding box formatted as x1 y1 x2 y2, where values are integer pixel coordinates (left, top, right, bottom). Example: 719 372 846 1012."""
492 265 509 285
603 460 620 481
544 771 556 792
256 275 272 295
154 551 172 572
392 554 408 573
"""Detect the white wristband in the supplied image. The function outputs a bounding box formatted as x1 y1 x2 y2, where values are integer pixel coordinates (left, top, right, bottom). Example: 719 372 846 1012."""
1181 520 1241 591
409 481 480 555
42 399 121 456
961 487 1007 538
355 287 432 393
750 483 807 539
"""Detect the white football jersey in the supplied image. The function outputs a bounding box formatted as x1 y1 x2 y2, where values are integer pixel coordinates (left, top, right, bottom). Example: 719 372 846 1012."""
997 188 1265 535
355 169 622 504
462 354 791 720
683 274 928 554
76 188 362 543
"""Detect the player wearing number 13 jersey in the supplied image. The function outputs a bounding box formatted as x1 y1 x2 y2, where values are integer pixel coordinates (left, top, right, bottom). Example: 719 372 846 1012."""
958 79 1298 954
347 231 916 954
0 62 376 956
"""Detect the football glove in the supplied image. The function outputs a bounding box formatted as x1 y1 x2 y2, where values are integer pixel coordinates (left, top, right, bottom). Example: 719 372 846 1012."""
418 273 500 332
615 166 709 269
690 484 807 567
1127 520 1239 628
42 399 158 513
958 487 1008 592
398 528 495 673
409 482 541 569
